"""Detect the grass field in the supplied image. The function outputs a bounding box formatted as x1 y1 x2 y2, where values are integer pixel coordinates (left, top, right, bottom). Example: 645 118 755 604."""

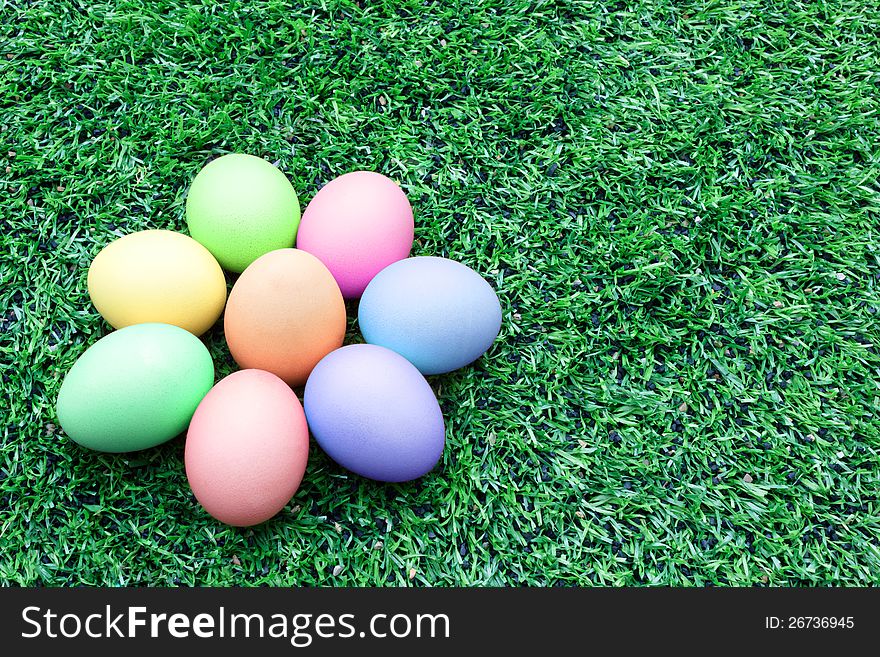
2 0 879 586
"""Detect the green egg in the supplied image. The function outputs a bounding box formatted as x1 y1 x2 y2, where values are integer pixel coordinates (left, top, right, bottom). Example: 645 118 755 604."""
185 153 301 273
56 323 215 452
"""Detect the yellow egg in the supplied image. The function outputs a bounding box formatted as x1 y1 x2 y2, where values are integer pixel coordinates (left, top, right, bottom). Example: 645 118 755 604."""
88 230 227 336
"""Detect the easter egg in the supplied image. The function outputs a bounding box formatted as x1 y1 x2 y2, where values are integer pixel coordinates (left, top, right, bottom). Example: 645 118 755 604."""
296 171 414 298
185 369 309 527
56 323 214 452
358 256 502 375
303 344 445 482
185 153 301 273
224 248 346 386
87 229 227 336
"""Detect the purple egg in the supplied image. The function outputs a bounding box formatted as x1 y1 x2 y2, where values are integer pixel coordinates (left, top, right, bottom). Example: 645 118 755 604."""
303 344 445 482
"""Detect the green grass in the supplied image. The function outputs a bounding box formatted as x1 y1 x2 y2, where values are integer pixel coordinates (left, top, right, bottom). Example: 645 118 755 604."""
1 0 879 586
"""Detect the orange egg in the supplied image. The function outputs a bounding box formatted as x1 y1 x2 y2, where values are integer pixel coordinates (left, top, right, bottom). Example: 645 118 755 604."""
224 248 346 386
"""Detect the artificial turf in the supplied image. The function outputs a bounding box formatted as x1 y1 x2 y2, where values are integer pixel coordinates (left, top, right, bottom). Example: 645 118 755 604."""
1 0 879 586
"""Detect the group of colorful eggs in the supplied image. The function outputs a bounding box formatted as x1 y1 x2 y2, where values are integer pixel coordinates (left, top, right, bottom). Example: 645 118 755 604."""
55 154 502 527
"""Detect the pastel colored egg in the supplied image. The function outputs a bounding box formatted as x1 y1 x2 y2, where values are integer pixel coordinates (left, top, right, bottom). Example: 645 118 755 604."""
185 153 301 273
185 369 309 527
296 171 413 298
358 256 502 375
303 344 445 482
224 248 346 386
87 229 227 336
56 323 214 452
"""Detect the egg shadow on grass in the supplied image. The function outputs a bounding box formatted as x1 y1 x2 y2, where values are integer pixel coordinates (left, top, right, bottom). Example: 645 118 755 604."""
342 297 364 347
63 430 187 474
249 435 439 538
58 431 190 529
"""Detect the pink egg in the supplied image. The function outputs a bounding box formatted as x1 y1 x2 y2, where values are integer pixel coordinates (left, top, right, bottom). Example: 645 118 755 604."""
296 171 414 298
185 369 309 527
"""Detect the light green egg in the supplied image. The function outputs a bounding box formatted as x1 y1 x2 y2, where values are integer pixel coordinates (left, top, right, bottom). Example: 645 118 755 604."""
185 153 301 273
56 323 215 452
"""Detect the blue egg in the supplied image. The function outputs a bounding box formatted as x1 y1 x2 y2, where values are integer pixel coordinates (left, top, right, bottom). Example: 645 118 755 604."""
358 256 502 375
